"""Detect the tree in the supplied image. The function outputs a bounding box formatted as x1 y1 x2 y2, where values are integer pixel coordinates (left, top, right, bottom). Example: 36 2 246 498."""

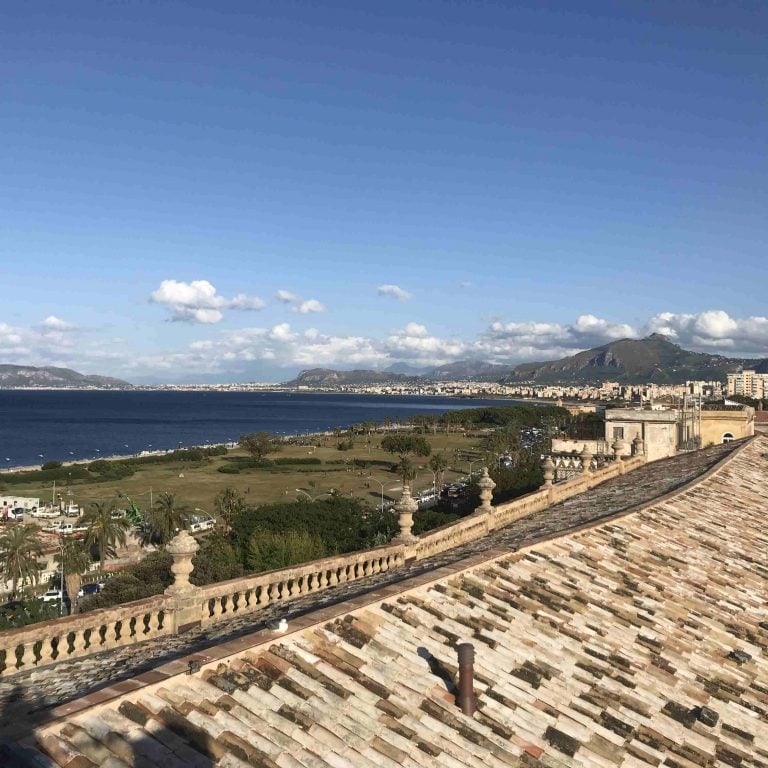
429 452 449 492
191 533 243 585
238 432 283 462
381 434 431 488
246 528 326 572
396 456 417 486
55 537 92 614
143 492 189 548
381 434 431 459
83 499 129 571
0 524 43 597
214 487 244 533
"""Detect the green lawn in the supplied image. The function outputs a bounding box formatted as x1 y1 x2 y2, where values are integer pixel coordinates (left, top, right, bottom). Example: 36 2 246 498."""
5 433 483 517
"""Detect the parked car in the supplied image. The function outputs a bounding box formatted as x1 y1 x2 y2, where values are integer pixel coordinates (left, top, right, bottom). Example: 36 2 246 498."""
63 504 82 518
77 583 101 598
6 508 25 521
32 506 60 519
40 589 63 603
189 517 215 533
55 523 87 535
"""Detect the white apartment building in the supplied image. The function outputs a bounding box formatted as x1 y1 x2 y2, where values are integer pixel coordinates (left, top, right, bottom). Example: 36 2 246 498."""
727 370 768 399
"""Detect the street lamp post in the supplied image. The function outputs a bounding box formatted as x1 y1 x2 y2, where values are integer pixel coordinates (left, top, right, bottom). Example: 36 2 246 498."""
367 476 386 513
467 460 478 479
59 536 65 617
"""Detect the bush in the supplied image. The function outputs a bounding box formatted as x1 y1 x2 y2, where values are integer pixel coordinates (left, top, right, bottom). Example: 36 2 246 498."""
336 440 354 451
272 457 322 466
246 528 326 572
0 465 90 485
191 534 244 585
217 465 240 474
231 497 395 558
41 460 63 471
79 552 173 611
88 461 134 480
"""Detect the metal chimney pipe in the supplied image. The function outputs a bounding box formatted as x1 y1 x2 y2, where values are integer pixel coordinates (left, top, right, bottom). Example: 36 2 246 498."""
457 642 476 716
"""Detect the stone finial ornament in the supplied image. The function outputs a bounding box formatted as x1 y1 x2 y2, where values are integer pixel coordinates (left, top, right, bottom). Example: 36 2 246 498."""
632 435 644 456
165 530 200 596
394 485 419 543
475 467 496 514
611 437 626 460
541 455 555 487
580 444 593 473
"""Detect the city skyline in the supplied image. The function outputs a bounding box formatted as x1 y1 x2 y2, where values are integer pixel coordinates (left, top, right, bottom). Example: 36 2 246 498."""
2 2 767 381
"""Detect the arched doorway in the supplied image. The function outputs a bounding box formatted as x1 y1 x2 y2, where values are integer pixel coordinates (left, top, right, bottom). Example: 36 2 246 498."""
722 432 734 444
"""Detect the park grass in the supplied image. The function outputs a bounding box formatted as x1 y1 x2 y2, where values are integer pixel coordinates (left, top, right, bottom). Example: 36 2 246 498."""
5 432 483 516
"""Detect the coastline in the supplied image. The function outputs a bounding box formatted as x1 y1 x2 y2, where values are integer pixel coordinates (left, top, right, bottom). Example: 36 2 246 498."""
0 391 562 472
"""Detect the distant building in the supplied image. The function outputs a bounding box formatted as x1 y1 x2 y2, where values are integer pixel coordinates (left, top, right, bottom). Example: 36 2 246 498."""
727 369 768 399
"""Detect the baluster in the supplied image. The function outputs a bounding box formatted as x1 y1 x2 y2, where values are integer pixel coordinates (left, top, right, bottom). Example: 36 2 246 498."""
372 558 381 575
67 629 85 658
318 571 327 589
328 568 338 586
267 583 277 602
338 567 348 584
13 643 30 673
36 637 56 667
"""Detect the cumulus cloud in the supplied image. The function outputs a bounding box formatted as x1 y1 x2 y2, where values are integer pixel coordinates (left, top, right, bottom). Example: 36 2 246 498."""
294 299 326 314
377 284 412 301
40 315 77 332
275 289 326 315
275 290 298 304
150 279 264 323
4 306 768 381
645 310 768 354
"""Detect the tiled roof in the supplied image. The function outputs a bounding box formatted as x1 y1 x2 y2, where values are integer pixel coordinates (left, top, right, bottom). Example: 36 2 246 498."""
15 437 767 767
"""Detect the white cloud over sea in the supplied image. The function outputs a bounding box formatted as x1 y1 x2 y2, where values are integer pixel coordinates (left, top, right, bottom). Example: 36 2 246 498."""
2 310 767 381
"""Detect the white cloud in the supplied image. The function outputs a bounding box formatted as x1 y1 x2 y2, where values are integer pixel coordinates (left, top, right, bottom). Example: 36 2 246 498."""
275 290 326 315
645 310 768 354
40 315 77 332
293 299 326 314
275 290 298 304
377 284 412 301
3 306 768 381
150 279 264 323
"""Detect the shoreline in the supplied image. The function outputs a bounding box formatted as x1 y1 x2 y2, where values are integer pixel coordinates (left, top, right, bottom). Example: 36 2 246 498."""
0 393 565 473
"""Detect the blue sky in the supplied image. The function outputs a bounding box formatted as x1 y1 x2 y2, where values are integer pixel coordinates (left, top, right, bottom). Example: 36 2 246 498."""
1 1 766 382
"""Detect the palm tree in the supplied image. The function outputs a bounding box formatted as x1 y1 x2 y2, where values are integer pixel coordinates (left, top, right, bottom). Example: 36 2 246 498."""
83 499 129 571
429 452 449 494
397 456 416 489
214 487 244 533
54 537 92 614
143 492 189 548
0 524 43 597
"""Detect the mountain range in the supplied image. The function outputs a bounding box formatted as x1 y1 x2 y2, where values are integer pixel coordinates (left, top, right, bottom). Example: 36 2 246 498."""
0 365 130 389
284 335 768 387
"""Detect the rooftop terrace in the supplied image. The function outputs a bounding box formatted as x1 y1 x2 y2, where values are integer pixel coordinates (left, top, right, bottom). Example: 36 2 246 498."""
3 437 766 766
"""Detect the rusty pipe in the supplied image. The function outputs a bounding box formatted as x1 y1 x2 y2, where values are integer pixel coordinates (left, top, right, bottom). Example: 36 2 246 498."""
457 642 476 716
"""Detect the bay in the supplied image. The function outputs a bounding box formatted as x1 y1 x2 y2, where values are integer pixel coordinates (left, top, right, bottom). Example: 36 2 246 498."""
0 390 531 469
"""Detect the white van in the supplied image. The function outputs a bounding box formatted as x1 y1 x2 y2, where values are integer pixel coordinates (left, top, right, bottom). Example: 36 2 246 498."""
32 506 60 519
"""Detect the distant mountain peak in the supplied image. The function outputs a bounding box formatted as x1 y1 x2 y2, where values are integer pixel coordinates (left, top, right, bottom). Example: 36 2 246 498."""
0 364 130 388
505 335 768 384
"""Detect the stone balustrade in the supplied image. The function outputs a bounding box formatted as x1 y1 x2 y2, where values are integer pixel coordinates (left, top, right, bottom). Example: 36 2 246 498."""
0 451 648 677
197 544 407 626
0 595 171 678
